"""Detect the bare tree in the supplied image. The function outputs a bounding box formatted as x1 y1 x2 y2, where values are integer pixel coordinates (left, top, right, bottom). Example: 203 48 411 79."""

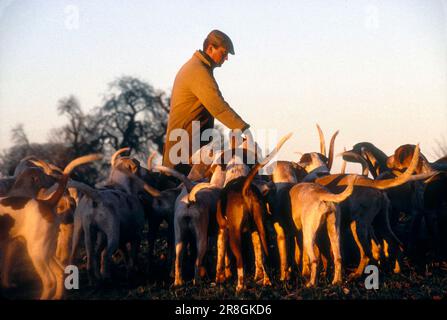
97 76 169 157
11 124 29 146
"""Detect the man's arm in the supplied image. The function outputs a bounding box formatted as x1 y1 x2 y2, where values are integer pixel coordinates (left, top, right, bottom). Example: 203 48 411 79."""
190 69 250 131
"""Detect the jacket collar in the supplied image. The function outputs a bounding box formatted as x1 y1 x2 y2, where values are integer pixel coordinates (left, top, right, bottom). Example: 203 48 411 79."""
194 50 216 69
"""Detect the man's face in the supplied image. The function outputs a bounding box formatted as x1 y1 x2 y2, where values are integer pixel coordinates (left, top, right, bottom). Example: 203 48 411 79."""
207 45 228 67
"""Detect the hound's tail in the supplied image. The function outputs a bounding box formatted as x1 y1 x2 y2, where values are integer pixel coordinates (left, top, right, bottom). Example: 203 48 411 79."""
38 154 102 208
67 180 101 202
187 182 211 204
319 175 356 203
147 151 157 171
154 165 194 193
111 147 130 167
383 194 404 250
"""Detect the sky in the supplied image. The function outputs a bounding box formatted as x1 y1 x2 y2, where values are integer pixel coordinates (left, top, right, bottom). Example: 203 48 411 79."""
1 0 446 173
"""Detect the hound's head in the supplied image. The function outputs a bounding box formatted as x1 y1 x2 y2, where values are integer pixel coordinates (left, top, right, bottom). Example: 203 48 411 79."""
387 144 431 174
14 156 63 178
298 124 339 175
110 147 151 179
298 152 329 174
6 167 57 199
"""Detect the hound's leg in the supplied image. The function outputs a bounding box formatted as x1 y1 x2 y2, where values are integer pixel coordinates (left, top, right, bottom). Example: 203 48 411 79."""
251 230 271 286
193 221 208 285
167 221 176 279
95 232 107 278
326 211 342 285
369 227 381 262
303 227 318 287
349 220 370 279
102 228 119 281
274 222 289 281
27 246 54 300
56 223 73 267
294 236 302 272
83 224 99 284
69 212 83 265
49 257 65 300
228 228 245 293
215 228 227 283
174 240 185 286
313 243 328 277
147 216 161 269
302 249 310 278
173 213 188 287
225 251 232 280
1 240 18 288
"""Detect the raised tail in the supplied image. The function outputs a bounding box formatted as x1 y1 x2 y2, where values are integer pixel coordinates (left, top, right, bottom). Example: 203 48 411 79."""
319 175 356 203
40 154 102 207
111 147 130 167
154 165 194 193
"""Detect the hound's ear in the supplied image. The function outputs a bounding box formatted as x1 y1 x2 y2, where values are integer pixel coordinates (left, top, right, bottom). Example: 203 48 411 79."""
0 197 30 210
132 159 141 173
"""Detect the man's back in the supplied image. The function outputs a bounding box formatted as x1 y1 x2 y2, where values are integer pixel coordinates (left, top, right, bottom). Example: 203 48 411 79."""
162 49 249 170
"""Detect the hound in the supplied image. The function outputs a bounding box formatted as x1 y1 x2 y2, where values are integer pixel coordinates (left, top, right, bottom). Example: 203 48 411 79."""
0 154 100 299
67 149 164 283
215 133 292 292
314 145 428 277
345 143 445 261
140 141 219 274
170 161 225 286
387 144 447 260
289 176 356 287
269 125 337 281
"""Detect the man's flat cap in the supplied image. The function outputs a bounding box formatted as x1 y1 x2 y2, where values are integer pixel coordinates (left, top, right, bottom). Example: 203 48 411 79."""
206 30 235 55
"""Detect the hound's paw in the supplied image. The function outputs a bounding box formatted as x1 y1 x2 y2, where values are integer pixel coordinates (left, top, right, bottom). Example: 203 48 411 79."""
216 272 226 284
347 272 362 281
254 270 264 282
393 261 401 274
280 270 291 282
263 277 272 287
331 279 342 286
173 279 184 287
235 284 246 294
301 268 311 278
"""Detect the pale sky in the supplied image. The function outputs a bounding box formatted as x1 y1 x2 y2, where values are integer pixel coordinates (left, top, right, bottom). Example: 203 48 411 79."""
1 0 447 173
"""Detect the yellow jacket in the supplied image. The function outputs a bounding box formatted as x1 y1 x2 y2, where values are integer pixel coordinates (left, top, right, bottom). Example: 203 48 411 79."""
162 50 249 168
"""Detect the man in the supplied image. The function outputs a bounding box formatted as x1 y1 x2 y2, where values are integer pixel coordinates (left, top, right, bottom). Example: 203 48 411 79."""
162 30 250 175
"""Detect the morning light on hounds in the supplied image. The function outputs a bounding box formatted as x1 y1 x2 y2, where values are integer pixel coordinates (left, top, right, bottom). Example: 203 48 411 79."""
1 0 447 307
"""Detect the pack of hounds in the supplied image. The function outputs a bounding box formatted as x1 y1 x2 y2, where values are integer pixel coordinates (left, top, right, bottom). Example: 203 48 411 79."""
0 125 446 299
